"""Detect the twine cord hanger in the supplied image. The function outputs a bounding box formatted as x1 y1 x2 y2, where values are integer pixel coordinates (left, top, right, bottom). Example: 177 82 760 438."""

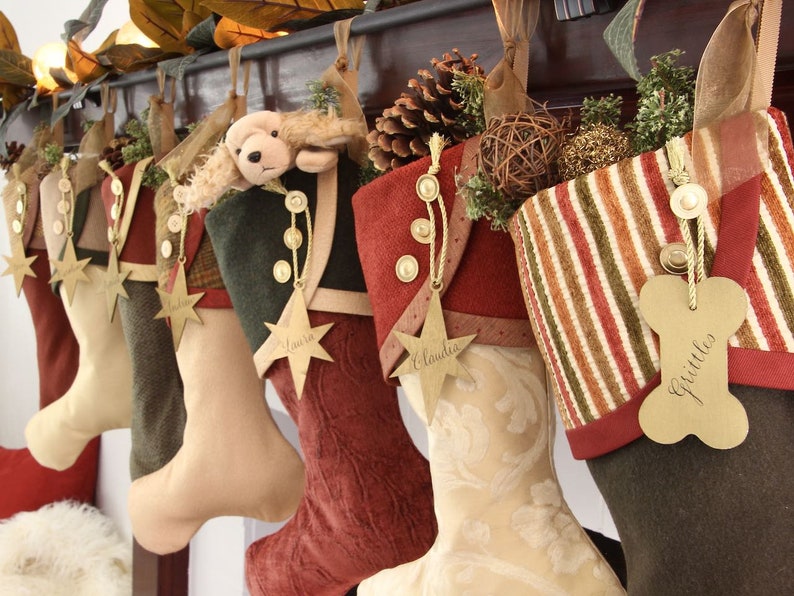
98 160 125 249
11 164 28 237
290 207 314 290
59 156 77 239
421 134 449 292
667 140 706 310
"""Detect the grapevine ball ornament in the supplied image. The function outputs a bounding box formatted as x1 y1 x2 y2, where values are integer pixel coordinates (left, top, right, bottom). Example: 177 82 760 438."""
477 106 569 202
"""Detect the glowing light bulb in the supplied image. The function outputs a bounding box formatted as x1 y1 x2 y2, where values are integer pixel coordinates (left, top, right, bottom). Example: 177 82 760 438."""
32 42 69 91
116 21 159 48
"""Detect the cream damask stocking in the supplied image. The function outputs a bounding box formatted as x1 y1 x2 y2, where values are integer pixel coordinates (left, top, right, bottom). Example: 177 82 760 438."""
359 343 624 596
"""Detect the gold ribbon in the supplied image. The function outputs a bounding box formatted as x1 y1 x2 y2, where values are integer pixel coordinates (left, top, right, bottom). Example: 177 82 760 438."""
690 0 781 200
483 0 539 123
148 68 179 160
320 17 368 163
158 49 247 184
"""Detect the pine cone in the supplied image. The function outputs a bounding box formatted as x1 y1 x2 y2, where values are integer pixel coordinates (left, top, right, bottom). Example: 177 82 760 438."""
99 136 134 174
0 141 25 172
368 49 484 172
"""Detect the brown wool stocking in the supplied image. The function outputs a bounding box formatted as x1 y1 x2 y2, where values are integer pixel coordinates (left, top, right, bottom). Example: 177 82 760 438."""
245 311 437 596
127 307 305 554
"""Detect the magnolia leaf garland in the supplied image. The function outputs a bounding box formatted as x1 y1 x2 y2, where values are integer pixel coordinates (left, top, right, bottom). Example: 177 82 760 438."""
129 0 212 55
214 18 280 49
64 0 112 44
0 11 21 53
603 0 646 82
202 0 364 31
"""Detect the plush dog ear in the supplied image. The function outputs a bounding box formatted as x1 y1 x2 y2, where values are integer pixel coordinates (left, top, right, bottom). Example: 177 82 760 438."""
295 147 340 173
182 144 250 212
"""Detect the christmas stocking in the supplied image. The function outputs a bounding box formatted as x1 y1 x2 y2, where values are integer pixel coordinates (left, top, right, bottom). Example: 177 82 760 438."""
204 154 436 596
128 87 305 553
99 159 186 480
2 127 80 410
352 139 624 594
0 439 99 520
24 120 132 471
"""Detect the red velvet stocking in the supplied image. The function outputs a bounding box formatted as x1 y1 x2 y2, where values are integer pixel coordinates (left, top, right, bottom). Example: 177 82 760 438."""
245 311 436 596
20 248 79 409
0 438 99 520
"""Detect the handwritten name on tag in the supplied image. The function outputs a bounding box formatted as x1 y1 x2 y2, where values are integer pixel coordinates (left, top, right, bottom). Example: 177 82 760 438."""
638 275 749 449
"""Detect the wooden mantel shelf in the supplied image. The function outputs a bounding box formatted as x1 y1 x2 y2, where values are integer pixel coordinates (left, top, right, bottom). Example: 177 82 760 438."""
9 0 794 144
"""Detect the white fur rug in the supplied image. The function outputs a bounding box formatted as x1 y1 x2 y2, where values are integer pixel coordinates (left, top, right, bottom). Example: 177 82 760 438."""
0 501 132 595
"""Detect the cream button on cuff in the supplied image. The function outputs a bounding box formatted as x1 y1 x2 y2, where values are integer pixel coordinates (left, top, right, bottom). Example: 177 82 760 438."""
659 242 689 275
411 218 432 244
15 199 24 215
670 183 707 219
273 260 292 283
110 179 124 196
57 178 72 193
283 227 303 250
415 174 440 203
396 255 419 282
172 185 187 204
285 191 308 214
11 219 22 234
16 182 26 195
53 220 64 235
161 240 173 259
167 214 182 234
57 200 71 215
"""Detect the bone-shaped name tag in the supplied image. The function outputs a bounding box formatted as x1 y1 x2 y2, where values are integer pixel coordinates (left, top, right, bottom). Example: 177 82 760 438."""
638 275 749 449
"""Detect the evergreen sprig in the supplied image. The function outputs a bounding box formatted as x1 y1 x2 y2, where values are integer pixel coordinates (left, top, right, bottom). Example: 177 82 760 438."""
580 94 623 129
627 50 695 154
451 70 486 136
305 80 342 114
457 169 518 232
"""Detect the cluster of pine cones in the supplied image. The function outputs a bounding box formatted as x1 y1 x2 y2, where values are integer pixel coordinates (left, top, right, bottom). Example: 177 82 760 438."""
367 49 483 172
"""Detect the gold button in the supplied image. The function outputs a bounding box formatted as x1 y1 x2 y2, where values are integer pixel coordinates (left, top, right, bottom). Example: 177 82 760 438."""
57 200 71 215
415 174 440 202
285 191 308 214
283 227 303 250
110 203 120 221
167 213 182 234
15 199 24 215
107 227 116 243
57 178 72 193
410 218 432 244
273 260 292 283
110 178 124 197
11 219 22 234
15 182 26 195
161 240 173 259
659 242 689 275
670 183 707 219
395 255 419 283
172 184 187 204
53 220 64 235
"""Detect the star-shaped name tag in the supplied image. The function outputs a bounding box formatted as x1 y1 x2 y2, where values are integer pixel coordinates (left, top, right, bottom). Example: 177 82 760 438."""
266 290 334 400
155 261 204 350
49 238 91 305
390 290 477 424
101 247 130 322
2 237 37 297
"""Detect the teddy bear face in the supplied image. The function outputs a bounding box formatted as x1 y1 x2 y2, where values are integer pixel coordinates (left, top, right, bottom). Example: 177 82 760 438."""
226 126 297 188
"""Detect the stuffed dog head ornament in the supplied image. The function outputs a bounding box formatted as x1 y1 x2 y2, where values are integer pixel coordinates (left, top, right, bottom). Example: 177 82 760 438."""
182 109 366 212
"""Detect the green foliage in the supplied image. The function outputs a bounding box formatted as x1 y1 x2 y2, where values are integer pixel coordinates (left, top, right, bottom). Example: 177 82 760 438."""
358 159 383 186
305 80 341 115
580 94 623 129
41 142 64 168
457 169 516 232
451 70 486 136
120 109 154 165
627 50 695 154
142 164 168 190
